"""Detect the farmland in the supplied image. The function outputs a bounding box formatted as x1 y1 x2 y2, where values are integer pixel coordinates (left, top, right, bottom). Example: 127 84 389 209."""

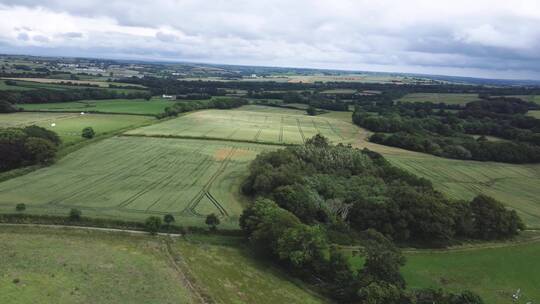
402 237 540 304
0 112 153 144
0 226 197 304
0 136 273 226
20 98 176 115
126 105 360 145
398 93 480 105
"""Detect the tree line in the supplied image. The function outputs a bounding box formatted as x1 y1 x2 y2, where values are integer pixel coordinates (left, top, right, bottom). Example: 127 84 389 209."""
157 97 248 118
353 97 540 163
0 88 151 105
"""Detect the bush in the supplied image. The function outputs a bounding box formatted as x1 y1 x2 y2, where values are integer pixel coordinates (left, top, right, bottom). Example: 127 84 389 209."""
205 213 220 231
69 208 82 221
145 216 162 235
15 203 26 212
81 127 95 139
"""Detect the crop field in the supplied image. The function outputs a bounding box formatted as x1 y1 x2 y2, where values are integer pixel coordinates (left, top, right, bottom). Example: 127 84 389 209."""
172 235 328 304
0 112 153 144
19 98 175 115
386 153 540 228
126 106 360 145
0 80 33 91
1 77 146 88
402 238 540 304
529 110 540 118
0 226 197 304
0 79 147 94
0 136 272 226
398 93 480 105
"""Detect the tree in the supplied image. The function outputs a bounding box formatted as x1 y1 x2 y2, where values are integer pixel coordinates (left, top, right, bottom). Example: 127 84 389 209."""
145 216 162 235
81 127 95 139
205 213 220 231
306 106 317 116
163 214 175 229
470 195 524 239
276 224 328 267
15 203 26 212
69 208 82 221
23 137 57 164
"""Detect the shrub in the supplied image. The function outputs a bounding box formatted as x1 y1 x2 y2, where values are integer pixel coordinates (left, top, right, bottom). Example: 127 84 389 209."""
145 216 162 235
81 127 95 139
69 208 82 221
205 213 220 231
15 203 26 212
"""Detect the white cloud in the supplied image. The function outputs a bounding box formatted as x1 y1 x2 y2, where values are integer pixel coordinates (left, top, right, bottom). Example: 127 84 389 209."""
0 1 539 79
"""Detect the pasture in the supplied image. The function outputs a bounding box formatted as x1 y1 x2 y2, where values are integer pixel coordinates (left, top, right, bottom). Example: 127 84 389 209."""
0 112 153 144
20 98 175 115
529 110 540 118
0 136 273 226
173 235 328 304
126 105 360 145
0 226 196 304
398 93 480 105
402 238 540 304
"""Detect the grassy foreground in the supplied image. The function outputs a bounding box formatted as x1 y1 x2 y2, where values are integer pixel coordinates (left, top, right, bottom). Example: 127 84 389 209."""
0 226 328 304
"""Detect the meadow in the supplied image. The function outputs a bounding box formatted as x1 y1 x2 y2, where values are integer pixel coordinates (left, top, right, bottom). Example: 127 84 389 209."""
0 112 153 144
126 105 360 145
398 93 480 105
0 78 147 94
0 226 197 304
0 136 273 226
402 238 540 304
20 98 176 115
529 110 540 118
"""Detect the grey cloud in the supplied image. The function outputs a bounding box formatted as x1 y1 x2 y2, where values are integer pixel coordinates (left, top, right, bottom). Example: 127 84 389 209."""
17 32 29 41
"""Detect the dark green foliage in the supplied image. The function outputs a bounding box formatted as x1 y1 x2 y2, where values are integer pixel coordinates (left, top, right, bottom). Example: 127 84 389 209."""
353 97 540 163
15 203 26 212
157 97 248 118
163 214 175 226
306 106 317 116
69 208 82 221
0 126 60 172
0 100 18 113
205 213 220 231
414 288 484 304
81 127 95 139
0 87 150 104
470 195 524 239
145 216 162 235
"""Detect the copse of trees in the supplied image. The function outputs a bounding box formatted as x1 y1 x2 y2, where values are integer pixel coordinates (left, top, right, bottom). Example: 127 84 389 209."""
0 126 61 172
0 88 150 105
242 135 523 246
157 97 248 118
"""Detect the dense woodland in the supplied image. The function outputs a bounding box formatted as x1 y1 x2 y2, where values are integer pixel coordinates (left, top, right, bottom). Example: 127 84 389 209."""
0 88 150 105
240 135 519 302
353 97 540 163
0 126 61 172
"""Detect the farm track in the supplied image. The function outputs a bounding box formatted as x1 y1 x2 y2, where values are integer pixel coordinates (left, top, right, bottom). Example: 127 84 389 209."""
296 118 306 142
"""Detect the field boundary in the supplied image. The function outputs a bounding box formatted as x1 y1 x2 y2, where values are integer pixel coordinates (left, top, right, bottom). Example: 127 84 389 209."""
121 133 296 146
21 109 157 117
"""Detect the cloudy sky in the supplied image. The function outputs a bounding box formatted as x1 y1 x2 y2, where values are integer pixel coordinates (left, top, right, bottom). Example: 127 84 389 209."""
0 0 539 79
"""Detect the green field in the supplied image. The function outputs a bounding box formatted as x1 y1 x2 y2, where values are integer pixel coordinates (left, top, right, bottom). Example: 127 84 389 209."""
0 226 197 304
529 110 540 118
0 226 327 304
20 98 175 115
398 93 480 105
172 235 328 304
403 239 540 304
0 80 33 91
0 136 272 226
0 112 153 144
0 78 147 94
126 106 360 145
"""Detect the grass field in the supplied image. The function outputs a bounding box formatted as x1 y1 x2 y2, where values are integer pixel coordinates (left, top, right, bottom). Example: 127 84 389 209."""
398 93 480 105
19 98 175 115
0 136 273 226
0 226 197 304
126 105 360 145
1 77 146 88
172 235 328 304
0 112 153 144
402 239 540 304
0 79 146 94
529 110 540 118
0 226 327 304
0 80 33 91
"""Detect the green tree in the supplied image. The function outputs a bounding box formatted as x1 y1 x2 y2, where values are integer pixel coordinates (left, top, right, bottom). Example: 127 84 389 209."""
306 106 317 116
163 214 175 229
81 127 95 139
69 208 82 221
15 203 26 212
276 224 328 267
24 137 57 164
205 213 220 231
145 216 162 235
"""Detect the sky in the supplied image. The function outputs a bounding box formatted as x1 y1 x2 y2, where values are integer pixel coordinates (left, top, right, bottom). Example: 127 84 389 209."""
0 0 539 80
